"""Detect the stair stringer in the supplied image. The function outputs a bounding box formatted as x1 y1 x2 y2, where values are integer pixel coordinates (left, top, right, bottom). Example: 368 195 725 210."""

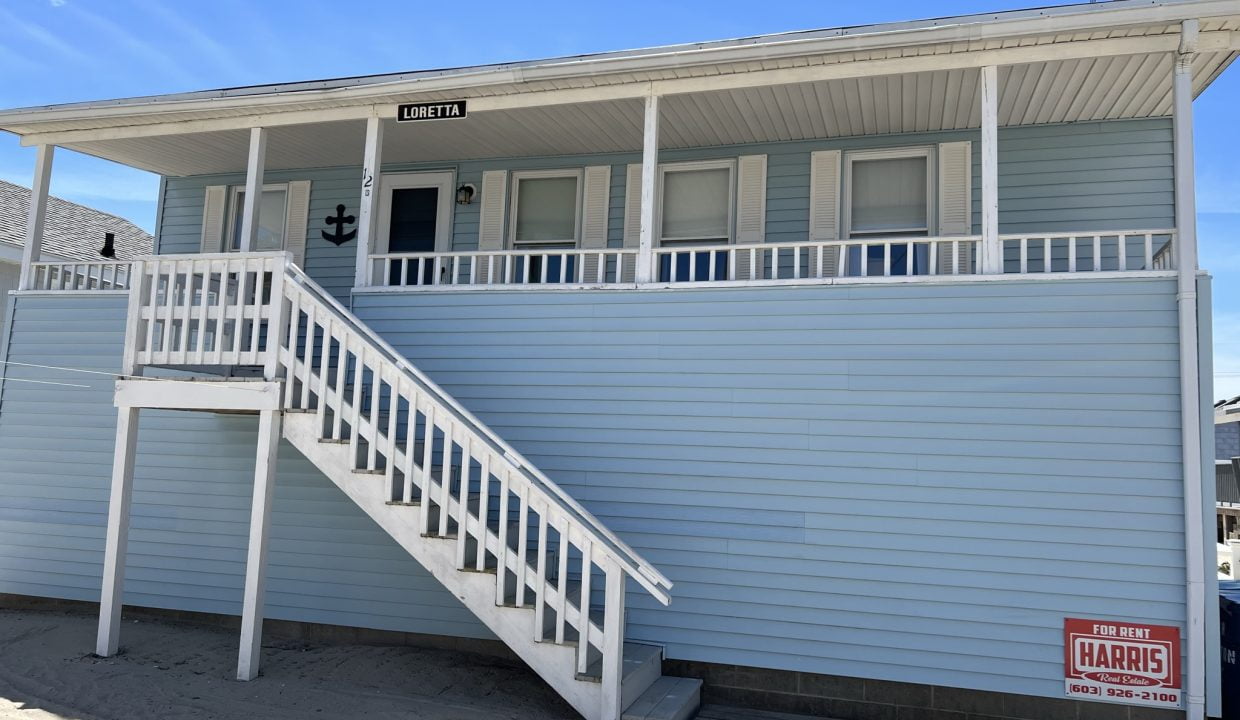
282 412 603 719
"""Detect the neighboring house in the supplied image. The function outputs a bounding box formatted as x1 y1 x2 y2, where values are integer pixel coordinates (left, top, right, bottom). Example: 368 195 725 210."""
1217 396 1240 460
0 2 1231 720
0 179 150 299
1215 398 1240 542
0 180 151 340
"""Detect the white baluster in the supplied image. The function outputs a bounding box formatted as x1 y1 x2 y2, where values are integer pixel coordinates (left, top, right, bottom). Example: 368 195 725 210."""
555 519 568 644
456 434 471 569
476 452 491 571
577 537 593 675
534 506 548 641
419 404 436 531
516 484 529 607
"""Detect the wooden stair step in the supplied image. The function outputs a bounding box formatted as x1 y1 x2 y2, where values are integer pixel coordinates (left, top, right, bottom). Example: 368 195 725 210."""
623 676 702 720
577 641 661 684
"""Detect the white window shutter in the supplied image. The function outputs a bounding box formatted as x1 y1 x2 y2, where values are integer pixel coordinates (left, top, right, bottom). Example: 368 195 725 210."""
200 185 227 253
478 170 507 251
284 180 312 267
937 141 972 235
937 141 973 273
735 155 767 244
581 165 611 283
620 164 642 282
476 170 507 283
622 164 642 249
809 150 841 275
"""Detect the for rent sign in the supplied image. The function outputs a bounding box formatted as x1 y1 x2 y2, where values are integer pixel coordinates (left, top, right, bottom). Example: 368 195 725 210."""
1064 618 1181 709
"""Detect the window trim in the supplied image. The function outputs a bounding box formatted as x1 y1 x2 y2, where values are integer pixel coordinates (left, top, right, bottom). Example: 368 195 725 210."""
508 168 584 248
376 170 455 255
224 182 289 252
842 146 936 239
655 159 736 246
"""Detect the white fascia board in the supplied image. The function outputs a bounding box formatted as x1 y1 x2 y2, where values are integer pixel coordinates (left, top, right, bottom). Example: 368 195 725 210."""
115 378 282 411
18 30 1240 150
1 0 1237 132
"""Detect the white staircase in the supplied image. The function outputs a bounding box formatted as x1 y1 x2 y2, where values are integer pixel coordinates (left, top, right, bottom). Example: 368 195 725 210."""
115 252 700 720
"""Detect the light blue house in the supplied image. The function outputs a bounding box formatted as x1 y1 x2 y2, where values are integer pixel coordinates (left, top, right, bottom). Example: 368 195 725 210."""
0 1 1232 719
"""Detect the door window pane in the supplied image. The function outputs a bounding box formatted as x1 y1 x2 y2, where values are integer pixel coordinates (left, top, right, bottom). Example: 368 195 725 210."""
514 176 577 243
230 189 287 251
388 187 439 253
661 168 730 241
850 156 928 235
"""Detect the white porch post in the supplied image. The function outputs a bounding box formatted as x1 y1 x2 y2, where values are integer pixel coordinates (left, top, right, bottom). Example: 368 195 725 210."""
979 65 1000 274
635 92 659 284
237 408 282 681
18 144 55 290
96 406 139 657
354 116 384 287
1174 18 1206 720
599 561 626 720
238 127 268 252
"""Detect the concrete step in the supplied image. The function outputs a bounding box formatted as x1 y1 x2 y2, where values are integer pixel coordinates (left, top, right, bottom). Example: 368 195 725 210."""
623 676 702 720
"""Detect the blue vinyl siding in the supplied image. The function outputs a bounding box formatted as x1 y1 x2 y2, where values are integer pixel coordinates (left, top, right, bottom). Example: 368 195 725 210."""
347 277 1186 699
0 294 490 639
157 118 1174 297
0 276 1187 702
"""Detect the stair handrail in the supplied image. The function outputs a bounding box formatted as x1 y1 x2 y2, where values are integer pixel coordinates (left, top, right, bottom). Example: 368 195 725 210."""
283 263 674 603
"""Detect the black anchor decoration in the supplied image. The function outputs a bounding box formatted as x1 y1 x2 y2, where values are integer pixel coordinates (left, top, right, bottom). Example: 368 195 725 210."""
322 204 357 246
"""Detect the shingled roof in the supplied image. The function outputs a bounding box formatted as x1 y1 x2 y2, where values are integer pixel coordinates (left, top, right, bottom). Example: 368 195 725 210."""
0 180 151 261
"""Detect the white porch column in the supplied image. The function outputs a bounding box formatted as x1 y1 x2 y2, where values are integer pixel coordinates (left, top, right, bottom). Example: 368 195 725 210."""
599 561 626 720
96 406 139 657
18 144 55 290
238 127 268 252
237 408 282 681
1174 18 1206 720
354 116 384 287
635 93 659 284
979 65 1000 274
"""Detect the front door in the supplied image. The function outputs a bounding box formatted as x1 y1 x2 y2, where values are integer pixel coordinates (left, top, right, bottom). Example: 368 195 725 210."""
378 172 454 285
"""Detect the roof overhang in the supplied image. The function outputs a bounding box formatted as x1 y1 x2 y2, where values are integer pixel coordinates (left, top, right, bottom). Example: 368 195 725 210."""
1 0 1237 176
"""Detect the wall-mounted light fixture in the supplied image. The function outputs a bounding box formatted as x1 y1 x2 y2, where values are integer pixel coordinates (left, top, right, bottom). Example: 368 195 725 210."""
456 184 476 205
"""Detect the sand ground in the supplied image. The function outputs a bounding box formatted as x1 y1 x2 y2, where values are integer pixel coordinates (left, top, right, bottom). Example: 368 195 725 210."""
0 607 579 720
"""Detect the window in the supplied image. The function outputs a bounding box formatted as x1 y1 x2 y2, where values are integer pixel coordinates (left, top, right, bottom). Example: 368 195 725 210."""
843 147 934 276
510 170 581 247
227 184 288 251
657 160 734 281
658 161 734 246
844 147 932 238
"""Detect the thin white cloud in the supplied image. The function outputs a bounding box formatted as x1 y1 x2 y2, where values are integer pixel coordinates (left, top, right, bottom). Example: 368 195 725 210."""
49 0 66 7
131 0 250 81
65 3 200 89
0 42 41 73
0 6 93 66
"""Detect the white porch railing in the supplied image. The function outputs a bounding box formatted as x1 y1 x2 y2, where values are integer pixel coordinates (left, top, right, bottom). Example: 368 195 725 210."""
366 229 1174 287
1000 230 1175 274
653 236 980 283
20 229 1176 298
370 248 639 287
24 261 131 291
124 253 288 370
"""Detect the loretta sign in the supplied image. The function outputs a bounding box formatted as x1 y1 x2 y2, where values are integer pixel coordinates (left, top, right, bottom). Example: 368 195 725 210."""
1064 618 1181 709
396 101 467 122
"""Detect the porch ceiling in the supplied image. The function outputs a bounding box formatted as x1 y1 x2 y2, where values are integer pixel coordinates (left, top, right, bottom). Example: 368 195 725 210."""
59 46 1235 178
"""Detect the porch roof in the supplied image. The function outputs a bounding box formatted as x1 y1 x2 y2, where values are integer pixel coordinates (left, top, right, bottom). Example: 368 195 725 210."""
1 0 1237 177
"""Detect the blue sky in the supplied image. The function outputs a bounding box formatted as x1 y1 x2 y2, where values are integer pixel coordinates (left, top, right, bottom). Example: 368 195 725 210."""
1 0 1238 397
